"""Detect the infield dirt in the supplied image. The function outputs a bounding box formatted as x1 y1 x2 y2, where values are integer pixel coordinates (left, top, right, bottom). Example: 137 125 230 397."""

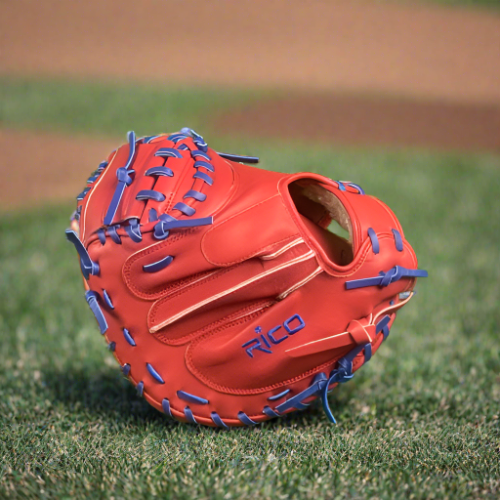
2 0 500 103
0 130 117 211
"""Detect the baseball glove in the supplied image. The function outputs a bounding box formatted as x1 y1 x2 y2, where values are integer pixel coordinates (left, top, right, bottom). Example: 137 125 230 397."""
66 128 427 427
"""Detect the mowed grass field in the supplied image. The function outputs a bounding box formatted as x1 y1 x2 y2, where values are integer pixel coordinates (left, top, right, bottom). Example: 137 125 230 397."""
0 78 499 499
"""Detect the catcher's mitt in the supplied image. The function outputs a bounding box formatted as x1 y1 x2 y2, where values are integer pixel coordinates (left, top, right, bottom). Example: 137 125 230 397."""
66 128 427 427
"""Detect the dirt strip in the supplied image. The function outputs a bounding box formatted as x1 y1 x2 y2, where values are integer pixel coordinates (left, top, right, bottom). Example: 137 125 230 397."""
1 0 500 104
0 130 117 211
215 93 500 152
1 89 498 213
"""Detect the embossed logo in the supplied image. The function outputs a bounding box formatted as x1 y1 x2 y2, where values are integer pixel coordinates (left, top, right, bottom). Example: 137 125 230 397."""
242 314 305 358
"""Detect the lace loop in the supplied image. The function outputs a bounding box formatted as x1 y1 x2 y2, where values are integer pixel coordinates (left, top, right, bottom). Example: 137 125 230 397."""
153 214 214 240
104 131 137 225
320 355 357 424
345 266 428 290
65 229 100 279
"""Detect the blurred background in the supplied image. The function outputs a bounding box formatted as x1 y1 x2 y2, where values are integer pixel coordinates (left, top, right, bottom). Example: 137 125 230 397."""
1 0 499 208
1 0 499 498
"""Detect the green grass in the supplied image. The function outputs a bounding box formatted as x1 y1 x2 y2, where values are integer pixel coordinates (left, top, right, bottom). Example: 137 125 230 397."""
0 76 266 139
1 77 499 498
1 142 499 499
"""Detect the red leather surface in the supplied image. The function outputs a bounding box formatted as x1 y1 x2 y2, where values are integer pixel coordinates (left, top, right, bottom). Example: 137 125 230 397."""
73 133 423 426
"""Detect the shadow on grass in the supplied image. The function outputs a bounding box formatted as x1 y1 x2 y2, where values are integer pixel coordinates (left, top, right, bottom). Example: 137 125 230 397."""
42 364 357 431
42 365 170 426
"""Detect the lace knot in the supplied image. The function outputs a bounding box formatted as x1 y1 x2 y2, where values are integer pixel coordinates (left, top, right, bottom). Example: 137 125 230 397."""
116 167 134 185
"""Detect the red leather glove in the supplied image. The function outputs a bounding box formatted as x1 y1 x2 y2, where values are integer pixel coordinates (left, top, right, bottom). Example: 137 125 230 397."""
67 128 427 427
